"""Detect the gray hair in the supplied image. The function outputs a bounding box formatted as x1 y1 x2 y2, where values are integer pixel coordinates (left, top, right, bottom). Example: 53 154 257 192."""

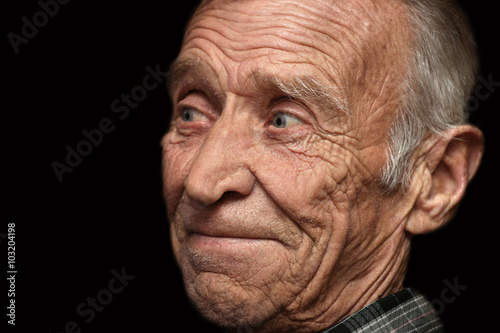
380 0 479 191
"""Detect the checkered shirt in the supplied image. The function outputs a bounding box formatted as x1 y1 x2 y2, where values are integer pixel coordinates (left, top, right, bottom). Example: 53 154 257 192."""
321 288 444 333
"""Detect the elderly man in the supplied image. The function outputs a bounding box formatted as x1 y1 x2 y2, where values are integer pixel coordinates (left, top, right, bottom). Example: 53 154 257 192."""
161 0 484 331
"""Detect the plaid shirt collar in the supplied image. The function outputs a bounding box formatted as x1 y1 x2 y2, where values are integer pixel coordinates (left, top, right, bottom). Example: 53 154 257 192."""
321 288 445 333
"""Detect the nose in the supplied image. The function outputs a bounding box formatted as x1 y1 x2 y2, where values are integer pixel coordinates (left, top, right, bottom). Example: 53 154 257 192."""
184 114 256 207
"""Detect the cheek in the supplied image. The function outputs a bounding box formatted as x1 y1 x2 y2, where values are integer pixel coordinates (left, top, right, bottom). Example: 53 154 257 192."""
257 141 351 229
162 135 199 214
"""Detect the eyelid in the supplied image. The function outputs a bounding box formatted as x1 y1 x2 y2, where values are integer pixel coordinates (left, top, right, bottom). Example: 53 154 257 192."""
176 90 217 121
270 100 310 124
174 83 222 114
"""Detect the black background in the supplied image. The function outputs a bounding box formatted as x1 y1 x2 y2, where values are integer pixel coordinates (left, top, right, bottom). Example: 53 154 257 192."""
4 0 498 331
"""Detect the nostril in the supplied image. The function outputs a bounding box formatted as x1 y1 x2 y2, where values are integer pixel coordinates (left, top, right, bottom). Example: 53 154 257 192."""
184 183 212 209
189 196 210 210
220 191 248 203
184 172 222 208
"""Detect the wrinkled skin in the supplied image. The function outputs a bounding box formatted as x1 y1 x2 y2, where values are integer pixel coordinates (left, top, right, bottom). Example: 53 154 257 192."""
161 0 482 332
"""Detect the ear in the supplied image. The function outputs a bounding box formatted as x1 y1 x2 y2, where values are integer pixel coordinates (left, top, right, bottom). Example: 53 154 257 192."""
405 125 484 235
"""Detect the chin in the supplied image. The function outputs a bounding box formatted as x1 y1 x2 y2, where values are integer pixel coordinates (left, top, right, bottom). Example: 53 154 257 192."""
183 270 277 331
172 230 297 330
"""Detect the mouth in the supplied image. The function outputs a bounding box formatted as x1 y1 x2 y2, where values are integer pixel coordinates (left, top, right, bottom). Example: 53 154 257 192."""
173 200 299 259
187 211 295 244
180 208 284 243
189 232 277 247
186 228 282 249
172 205 300 274
187 223 279 239
182 218 287 260
183 231 284 274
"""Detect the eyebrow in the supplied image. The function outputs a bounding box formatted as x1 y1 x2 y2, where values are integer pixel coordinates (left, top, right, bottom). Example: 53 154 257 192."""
267 75 350 116
167 56 203 93
168 56 350 115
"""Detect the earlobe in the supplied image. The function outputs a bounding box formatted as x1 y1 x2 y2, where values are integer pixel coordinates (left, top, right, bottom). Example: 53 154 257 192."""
405 125 484 235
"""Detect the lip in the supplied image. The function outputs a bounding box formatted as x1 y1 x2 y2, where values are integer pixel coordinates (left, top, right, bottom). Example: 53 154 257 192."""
191 223 271 237
183 221 286 256
184 220 283 245
186 232 281 258
179 207 282 241
189 232 277 244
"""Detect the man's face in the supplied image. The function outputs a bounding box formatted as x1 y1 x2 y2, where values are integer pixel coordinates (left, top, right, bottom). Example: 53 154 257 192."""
162 0 411 331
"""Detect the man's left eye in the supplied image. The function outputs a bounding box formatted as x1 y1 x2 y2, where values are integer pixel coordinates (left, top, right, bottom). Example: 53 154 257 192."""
272 112 304 128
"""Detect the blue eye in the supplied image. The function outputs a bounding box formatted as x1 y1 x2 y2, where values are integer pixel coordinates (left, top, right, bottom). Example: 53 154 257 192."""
180 108 210 122
181 108 195 122
272 112 303 128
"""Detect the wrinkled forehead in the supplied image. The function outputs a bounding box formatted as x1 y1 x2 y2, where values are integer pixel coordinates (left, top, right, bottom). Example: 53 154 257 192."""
187 0 409 47
180 0 411 114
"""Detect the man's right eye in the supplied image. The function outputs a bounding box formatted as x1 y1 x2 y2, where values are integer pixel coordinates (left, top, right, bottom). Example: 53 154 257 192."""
180 108 209 122
181 108 195 122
